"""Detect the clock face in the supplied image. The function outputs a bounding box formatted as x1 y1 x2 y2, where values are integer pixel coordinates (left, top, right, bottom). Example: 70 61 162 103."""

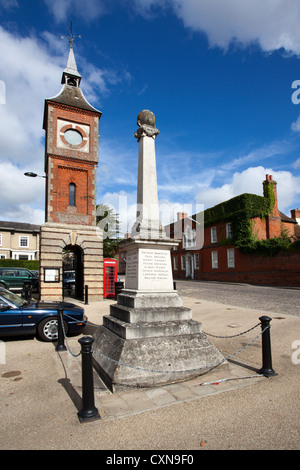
57 119 90 153
64 129 83 146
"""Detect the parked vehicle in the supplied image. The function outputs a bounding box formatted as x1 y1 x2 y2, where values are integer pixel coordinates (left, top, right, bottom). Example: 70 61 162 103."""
30 270 39 278
0 287 86 342
63 270 76 295
0 267 39 292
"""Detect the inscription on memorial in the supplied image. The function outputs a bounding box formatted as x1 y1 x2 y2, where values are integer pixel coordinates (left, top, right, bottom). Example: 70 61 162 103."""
125 247 172 290
126 250 138 280
141 249 169 281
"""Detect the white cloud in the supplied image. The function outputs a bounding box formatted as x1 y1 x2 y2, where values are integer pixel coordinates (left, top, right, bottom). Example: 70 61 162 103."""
133 0 300 54
43 0 107 23
0 27 63 165
100 190 204 236
0 26 129 224
0 27 62 223
220 141 292 172
99 190 137 236
291 115 300 132
0 162 45 224
195 166 300 214
293 158 300 169
0 0 18 11
44 0 300 55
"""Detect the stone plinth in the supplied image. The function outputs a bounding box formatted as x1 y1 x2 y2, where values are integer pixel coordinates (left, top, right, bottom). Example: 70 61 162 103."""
93 238 227 392
93 320 227 392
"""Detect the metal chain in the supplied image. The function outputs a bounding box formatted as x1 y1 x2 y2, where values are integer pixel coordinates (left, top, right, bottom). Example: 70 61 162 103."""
60 313 81 358
92 325 269 375
203 322 261 338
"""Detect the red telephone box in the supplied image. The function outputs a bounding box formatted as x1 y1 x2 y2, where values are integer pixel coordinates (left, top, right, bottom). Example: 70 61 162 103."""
103 258 117 298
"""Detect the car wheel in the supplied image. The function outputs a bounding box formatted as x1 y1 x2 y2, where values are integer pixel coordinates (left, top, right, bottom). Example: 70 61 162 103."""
37 317 68 342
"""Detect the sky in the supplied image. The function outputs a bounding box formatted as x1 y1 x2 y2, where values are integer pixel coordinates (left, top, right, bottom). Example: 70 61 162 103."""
1 0 300 236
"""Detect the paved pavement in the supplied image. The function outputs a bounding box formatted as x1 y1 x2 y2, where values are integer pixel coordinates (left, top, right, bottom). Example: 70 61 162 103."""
0 283 299 451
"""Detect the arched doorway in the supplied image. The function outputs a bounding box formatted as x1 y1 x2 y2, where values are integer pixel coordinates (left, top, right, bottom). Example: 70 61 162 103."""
62 245 84 300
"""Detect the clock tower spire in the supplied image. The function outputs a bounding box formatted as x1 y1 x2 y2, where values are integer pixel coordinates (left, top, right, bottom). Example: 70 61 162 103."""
61 21 82 87
40 33 103 302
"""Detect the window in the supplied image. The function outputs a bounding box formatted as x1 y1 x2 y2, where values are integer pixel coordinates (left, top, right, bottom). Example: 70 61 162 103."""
194 253 199 269
19 236 28 248
183 226 196 249
226 223 232 239
211 227 217 243
69 183 76 207
227 248 235 268
211 251 218 269
173 257 178 270
181 255 186 270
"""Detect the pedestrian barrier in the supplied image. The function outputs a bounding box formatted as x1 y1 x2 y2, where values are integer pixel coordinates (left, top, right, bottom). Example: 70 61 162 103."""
55 312 277 422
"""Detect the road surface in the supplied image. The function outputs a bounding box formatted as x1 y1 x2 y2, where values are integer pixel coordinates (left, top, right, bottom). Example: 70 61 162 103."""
175 279 300 317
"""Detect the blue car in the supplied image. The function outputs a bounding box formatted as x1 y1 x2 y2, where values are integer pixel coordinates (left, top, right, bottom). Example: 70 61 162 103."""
0 287 87 342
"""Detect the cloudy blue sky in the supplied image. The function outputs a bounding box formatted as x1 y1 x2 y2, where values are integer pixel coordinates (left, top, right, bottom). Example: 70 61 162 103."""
1 0 300 234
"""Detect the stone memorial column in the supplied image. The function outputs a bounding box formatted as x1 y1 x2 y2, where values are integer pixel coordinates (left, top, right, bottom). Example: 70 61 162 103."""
92 110 226 392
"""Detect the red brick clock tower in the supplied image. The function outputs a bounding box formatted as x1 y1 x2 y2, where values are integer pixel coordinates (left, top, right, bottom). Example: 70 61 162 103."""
39 40 103 301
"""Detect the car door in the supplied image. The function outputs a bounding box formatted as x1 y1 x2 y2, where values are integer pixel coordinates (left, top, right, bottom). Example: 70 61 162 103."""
0 301 23 334
15 269 30 290
0 269 17 290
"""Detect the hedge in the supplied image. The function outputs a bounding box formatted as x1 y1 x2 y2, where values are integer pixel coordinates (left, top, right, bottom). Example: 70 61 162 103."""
0 259 39 270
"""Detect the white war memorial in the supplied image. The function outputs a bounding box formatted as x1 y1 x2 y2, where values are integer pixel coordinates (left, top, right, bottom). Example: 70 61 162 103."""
93 110 226 392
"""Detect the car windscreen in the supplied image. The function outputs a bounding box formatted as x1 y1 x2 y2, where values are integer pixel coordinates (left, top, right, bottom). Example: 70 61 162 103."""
0 289 28 307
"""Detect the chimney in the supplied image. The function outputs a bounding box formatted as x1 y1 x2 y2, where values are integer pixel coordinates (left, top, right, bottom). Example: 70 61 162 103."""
291 209 300 224
263 174 279 217
177 212 187 221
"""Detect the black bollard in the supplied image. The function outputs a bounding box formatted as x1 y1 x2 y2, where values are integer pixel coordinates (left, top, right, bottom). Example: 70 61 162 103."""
22 281 32 301
55 308 67 352
84 284 89 305
114 281 124 299
259 316 277 377
77 336 100 423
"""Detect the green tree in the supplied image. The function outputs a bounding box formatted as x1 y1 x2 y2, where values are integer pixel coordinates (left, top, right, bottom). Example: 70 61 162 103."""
96 203 121 258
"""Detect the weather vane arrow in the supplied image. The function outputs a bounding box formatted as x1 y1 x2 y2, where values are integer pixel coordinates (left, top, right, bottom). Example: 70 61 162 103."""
61 21 82 49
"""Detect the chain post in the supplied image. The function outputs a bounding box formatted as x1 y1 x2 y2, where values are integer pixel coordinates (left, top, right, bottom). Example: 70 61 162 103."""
56 308 67 352
78 336 100 423
259 316 277 377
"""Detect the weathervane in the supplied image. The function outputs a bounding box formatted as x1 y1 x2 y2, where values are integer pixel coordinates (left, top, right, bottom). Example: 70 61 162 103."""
61 21 82 49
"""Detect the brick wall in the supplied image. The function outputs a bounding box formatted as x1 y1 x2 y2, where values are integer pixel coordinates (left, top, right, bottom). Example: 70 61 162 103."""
44 102 99 226
48 156 96 226
173 246 300 286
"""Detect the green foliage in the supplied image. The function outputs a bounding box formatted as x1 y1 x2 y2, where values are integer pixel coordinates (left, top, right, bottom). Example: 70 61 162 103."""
203 193 273 250
0 259 39 270
201 191 299 256
203 193 273 227
262 180 276 213
96 203 121 258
